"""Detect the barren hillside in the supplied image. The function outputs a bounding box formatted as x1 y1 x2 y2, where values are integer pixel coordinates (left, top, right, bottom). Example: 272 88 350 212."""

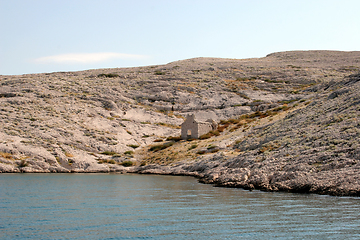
1 50 360 196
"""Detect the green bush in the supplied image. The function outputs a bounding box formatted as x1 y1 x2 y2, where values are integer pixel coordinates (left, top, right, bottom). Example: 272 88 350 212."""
98 73 119 78
100 151 117 156
98 159 116 164
121 161 134 167
108 159 116 164
188 144 198 150
124 151 134 155
127 144 139 149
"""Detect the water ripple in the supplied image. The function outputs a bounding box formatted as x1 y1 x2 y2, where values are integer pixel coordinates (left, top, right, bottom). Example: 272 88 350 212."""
1 174 360 239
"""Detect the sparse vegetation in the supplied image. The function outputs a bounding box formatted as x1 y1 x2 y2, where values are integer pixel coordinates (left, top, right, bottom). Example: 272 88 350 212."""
124 151 134 155
98 159 116 164
0 151 13 159
98 73 119 78
154 71 165 75
100 151 117 156
188 144 198 150
166 136 182 142
149 142 174 152
196 150 206 155
121 161 134 167
199 130 220 140
127 144 139 149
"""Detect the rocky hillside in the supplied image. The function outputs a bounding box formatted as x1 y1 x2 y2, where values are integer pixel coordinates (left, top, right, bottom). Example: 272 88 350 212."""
136 72 360 196
1 50 360 196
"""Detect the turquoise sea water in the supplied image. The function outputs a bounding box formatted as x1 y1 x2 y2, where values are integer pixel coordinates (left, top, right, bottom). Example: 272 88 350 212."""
0 173 360 239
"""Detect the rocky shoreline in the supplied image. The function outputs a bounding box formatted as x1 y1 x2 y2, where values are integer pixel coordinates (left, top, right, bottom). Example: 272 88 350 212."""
133 157 360 197
2 159 359 197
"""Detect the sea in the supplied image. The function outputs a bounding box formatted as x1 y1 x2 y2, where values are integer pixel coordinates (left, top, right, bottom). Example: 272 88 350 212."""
0 173 359 239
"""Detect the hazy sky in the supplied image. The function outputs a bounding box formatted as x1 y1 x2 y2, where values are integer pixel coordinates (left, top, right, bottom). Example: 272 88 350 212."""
1 0 359 75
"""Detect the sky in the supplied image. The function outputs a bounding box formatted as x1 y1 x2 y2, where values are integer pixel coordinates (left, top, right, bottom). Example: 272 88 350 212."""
1 0 360 75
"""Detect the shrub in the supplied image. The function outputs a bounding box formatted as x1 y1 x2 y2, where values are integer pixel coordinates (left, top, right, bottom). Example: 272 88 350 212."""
199 130 220 140
228 118 240 124
154 71 165 75
127 144 139 149
220 119 239 125
217 126 226 132
121 161 134 167
199 133 211 140
196 150 206 155
249 111 267 118
188 144 198 150
124 151 134 155
280 99 298 104
100 151 117 156
97 73 119 78
98 159 116 164
149 142 174 152
209 130 220 136
273 105 290 112
166 136 182 142
210 148 219 153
